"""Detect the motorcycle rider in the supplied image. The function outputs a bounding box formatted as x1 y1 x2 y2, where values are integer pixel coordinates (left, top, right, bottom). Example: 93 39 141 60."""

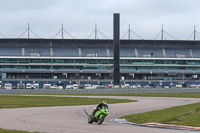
92 101 108 117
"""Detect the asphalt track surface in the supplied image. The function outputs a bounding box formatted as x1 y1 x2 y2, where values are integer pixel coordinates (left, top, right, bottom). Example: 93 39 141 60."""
1 95 200 133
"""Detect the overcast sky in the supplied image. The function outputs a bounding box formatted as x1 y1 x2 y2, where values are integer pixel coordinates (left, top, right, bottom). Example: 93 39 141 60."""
0 0 200 40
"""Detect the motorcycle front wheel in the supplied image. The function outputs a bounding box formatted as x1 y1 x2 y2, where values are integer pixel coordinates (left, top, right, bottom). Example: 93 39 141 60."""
97 116 105 125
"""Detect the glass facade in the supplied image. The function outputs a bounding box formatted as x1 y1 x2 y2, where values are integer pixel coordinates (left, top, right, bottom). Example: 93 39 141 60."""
0 57 200 70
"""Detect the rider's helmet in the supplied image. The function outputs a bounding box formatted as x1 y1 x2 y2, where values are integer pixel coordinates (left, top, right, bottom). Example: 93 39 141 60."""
102 101 107 106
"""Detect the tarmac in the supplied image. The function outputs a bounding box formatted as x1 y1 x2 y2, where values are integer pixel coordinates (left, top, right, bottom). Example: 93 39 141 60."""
0 95 200 133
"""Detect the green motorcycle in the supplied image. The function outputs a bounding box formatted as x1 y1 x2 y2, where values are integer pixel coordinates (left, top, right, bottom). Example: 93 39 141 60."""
88 106 109 125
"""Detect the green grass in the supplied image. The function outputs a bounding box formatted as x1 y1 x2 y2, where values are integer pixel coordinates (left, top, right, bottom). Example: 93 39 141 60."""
0 128 40 133
0 95 135 109
121 102 200 127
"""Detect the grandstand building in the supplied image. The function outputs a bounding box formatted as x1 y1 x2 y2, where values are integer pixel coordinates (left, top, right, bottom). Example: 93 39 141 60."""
0 38 200 88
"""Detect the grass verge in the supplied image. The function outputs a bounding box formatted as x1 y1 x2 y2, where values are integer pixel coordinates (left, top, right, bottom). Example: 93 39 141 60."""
0 128 40 133
121 102 200 127
0 95 135 108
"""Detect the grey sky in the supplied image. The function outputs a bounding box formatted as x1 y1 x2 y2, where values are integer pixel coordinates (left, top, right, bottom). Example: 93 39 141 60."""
0 0 200 40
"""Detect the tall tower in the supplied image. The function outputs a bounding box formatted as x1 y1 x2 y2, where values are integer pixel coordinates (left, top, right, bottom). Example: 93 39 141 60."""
113 13 120 87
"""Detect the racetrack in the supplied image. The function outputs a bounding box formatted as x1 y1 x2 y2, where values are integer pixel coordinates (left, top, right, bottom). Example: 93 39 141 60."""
0 96 200 133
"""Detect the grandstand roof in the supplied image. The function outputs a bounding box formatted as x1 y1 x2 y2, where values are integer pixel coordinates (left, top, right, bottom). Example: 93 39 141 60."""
0 38 200 48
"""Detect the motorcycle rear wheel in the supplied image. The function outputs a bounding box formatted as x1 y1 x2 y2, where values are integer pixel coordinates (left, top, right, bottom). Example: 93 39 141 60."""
88 116 93 124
